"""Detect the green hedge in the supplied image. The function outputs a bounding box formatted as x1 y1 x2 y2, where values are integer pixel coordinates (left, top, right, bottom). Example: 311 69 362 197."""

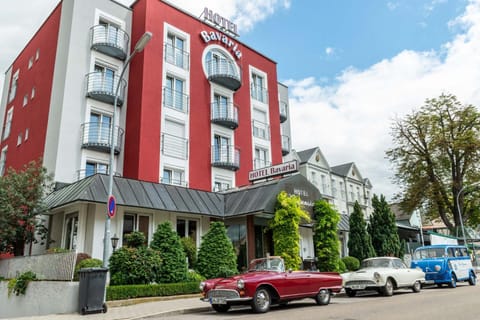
106 282 201 301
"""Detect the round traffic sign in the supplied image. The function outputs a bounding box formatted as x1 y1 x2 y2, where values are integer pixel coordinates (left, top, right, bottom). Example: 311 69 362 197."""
108 195 116 218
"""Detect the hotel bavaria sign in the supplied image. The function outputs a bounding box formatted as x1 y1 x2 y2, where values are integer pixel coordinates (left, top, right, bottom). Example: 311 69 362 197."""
249 160 298 182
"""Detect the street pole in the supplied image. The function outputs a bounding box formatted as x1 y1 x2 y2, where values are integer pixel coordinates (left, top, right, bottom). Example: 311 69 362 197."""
102 31 152 268
455 181 480 247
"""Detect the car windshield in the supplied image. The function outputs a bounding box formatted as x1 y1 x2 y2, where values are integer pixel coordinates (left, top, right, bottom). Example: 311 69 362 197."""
361 258 392 268
248 257 285 272
413 248 446 260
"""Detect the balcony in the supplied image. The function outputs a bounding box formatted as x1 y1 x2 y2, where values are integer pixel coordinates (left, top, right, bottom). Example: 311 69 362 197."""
161 133 188 159
164 43 189 70
251 84 268 104
281 135 290 155
161 177 188 187
90 25 129 60
211 145 240 171
211 102 238 129
163 87 189 113
80 122 124 154
252 120 270 140
76 169 121 181
206 58 241 91
279 100 288 123
85 72 126 106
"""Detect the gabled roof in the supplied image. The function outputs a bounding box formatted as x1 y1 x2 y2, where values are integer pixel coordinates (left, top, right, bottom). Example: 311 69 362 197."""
297 147 318 164
331 162 353 177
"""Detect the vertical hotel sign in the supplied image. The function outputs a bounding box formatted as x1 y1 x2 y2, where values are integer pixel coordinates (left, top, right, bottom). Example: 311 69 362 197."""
200 7 242 59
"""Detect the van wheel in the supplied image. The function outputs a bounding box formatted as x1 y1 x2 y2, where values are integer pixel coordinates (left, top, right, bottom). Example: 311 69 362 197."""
468 272 477 286
448 274 457 288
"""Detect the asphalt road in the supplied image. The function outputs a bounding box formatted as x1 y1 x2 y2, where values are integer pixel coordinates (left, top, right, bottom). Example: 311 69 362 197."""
147 283 480 320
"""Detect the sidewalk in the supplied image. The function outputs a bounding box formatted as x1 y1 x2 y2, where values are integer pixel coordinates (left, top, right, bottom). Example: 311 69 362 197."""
12 294 211 320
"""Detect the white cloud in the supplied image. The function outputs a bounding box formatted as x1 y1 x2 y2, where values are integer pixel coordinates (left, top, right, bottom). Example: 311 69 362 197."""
387 2 400 11
287 0 480 200
325 47 334 56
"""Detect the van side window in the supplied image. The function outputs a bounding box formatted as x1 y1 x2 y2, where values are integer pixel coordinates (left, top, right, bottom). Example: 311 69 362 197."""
447 248 455 257
460 248 468 256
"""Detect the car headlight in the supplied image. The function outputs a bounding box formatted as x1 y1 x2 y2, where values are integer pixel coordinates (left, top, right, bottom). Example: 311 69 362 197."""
199 281 206 291
434 265 442 272
374 272 381 282
237 279 245 289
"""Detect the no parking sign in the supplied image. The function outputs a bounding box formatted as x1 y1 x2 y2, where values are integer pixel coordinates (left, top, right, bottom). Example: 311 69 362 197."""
108 195 116 218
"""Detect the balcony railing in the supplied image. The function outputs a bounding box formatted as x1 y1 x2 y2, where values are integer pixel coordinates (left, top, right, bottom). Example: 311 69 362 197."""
213 182 231 192
211 145 240 171
90 25 129 60
161 133 188 159
80 122 124 154
253 158 271 170
251 84 268 103
76 169 121 181
206 58 241 91
279 100 288 123
211 102 238 129
164 43 189 70
85 72 126 106
161 177 188 187
163 87 189 113
281 135 290 156
252 120 270 140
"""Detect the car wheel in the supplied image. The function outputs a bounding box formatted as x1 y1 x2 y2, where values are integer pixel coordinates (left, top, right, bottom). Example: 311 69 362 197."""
345 288 357 297
448 274 457 288
382 278 394 296
251 287 271 313
412 280 421 293
468 272 477 286
212 304 231 313
315 289 331 305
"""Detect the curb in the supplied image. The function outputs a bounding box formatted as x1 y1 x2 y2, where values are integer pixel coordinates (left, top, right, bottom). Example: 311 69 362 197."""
106 293 202 308
129 307 212 320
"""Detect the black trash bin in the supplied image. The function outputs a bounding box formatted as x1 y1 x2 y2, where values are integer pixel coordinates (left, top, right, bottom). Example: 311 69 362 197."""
78 267 108 315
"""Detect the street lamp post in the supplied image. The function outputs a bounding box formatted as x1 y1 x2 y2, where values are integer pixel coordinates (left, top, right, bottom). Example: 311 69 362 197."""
103 31 152 268
455 181 480 246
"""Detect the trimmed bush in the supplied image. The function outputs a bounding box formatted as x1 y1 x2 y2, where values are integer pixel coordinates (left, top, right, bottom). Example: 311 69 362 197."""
342 256 360 271
74 258 103 280
186 270 205 282
181 237 197 269
150 222 187 283
196 221 237 279
124 231 146 248
109 246 162 285
106 282 200 301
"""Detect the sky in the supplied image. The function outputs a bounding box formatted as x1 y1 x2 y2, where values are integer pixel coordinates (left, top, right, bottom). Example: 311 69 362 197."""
1 0 480 200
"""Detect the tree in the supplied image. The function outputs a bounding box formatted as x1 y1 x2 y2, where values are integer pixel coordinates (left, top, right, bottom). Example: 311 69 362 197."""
387 93 480 232
348 201 375 261
312 200 342 272
368 195 401 257
150 221 187 283
269 191 311 270
0 160 52 256
196 221 237 279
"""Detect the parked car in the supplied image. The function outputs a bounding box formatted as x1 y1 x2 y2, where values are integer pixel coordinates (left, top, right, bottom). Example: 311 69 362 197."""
410 245 476 288
199 256 343 313
343 257 425 297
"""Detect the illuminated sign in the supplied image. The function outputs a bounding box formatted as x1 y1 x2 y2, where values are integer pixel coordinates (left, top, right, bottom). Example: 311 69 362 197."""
249 160 298 181
202 7 238 36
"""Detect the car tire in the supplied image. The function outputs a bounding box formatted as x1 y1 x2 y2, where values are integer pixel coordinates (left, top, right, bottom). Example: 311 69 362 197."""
468 272 477 286
212 304 230 313
315 289 331 305
345 288 357 297
382 278 394 296
448 274 457 288
412 280 421 293
251 287 271 313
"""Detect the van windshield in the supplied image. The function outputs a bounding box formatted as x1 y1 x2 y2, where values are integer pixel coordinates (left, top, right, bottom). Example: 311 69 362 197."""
414 248 446 260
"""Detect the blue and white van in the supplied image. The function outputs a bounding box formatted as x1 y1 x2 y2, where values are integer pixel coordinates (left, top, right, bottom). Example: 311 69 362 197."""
410 245 476 288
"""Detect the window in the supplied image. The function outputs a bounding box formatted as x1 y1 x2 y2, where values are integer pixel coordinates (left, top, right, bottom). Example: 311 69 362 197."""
176 218 198 243
99 20 122 47
162 120 187 159
64 213 78 250
3 107 13 140
0 147 7 176
31 87 36 99
349 185 354 201
331 179 337 197
94 64 115 93
251 73 266 103
310 171 317 186
162 168 184 186
357 187 361 202
8 71 19 102
254 147 269 169
122 213 150 245
164 75 186 111
89 112 111 144
85 161 108 177
28 57 33 69
166 33 186 69
23 94 28 107
213 134 230 162
213 93 229 119
17 133 22 146
321 175 327 193
205 48 238 78
252 109 269 140
340 181 345 200
214 180 230 192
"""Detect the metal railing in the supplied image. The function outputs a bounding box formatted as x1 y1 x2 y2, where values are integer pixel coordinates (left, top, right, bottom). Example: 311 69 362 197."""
211 102 238 128
253 158 271 169
80 122 124 153
163 87 189 113
85 72 126 106
206 58 241 90
164 43 189 70
76 169 121 181
90 25 129 60
211 145 240 170
161 177 188 187
251 84 268 103
161 133 188 159
252 120 270 140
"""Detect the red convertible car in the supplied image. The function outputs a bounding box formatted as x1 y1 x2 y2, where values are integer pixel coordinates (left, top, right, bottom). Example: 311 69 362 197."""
199 256 343 313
